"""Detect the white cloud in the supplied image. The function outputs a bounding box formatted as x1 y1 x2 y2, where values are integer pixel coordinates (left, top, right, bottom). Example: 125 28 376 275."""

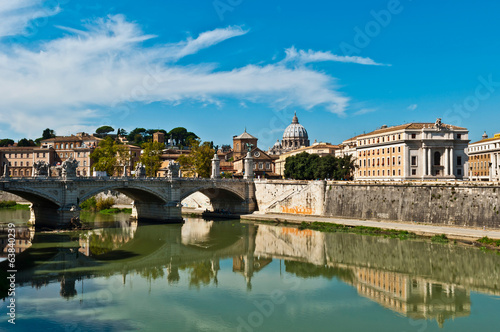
407 104 418 111
283 46 389 66
353 108 376 116
0 0 60 38
0 15 352 138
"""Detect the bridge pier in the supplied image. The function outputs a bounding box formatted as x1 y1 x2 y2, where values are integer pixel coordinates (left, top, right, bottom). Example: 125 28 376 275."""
131 201 183 222
30 204 78 228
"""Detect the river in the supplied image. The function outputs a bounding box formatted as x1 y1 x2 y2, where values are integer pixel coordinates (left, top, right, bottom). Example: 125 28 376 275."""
1 209 499 331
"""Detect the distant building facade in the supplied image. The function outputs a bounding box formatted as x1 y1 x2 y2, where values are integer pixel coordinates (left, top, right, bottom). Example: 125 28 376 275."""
467 132 500 181
354 119 469 181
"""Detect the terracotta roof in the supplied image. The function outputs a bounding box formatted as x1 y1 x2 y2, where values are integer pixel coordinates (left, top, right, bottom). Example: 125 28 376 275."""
355 122 467 139
470 134 500 145
0 146 53 151
41 135 102 143
234 130 257 140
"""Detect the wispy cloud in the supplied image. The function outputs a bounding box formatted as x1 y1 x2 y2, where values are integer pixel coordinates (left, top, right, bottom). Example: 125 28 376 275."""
407 104 418 111
0 15 352 137
0 0 60 38
283 46 389 66
353 108 376 116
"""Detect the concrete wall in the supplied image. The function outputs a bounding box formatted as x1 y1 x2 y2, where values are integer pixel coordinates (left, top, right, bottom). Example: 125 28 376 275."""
254 180 500 228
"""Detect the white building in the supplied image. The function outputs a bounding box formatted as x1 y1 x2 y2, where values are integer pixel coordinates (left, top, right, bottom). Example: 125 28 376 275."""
467 132 500 181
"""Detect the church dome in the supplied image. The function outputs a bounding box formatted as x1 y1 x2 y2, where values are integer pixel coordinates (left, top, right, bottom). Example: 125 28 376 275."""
283 112 308 139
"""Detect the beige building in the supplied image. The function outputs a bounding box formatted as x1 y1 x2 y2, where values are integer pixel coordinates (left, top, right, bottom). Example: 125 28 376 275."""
41 132 102 176
0 146 54 177
467 132 500 181
354 119 469 181
275 142 339 177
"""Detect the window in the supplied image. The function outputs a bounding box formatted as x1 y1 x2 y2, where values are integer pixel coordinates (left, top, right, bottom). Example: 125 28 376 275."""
434 151 441 166
78 152 81 157
398 134 401 140
411 134 416 139
457 156 462 166
382 170 385 176
14 161 17 166
20 162 23 166
259 162 263 170
398 156 401 165
377 170 380 176
83 161 87 166
56 144 59 149
392 147 395 153
392 157 395 166
393 170 395 176
70 143 73 148
398 169 401 175
412 169 417 176
266 162 270 170
398 147 401 153
457 169 461 176
26 162 29 166
457 134 461 139
411 156 417 166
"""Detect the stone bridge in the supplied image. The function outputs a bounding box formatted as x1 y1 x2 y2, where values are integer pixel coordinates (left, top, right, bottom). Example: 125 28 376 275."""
0 177 256 227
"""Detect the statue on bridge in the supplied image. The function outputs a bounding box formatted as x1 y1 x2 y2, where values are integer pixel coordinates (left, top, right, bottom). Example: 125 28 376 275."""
135 162 146 178
246 143 254 152
167 161 180 178
61 158 79 178
33 160 50 177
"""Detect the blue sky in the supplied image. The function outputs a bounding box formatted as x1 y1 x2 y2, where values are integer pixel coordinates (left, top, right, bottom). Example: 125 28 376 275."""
1 0 500 148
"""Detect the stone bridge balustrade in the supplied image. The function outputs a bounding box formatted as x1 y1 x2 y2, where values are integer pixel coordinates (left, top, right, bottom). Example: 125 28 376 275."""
0 177 257 228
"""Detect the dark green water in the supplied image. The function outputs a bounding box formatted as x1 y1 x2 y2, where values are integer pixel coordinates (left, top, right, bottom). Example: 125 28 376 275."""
1 210 500 331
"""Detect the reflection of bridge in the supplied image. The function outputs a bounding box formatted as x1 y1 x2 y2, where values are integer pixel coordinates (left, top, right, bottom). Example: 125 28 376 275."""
3 219 500 327
0 178 256 227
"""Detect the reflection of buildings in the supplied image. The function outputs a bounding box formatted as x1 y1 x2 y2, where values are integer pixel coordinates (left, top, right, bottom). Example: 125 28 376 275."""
232 255 272 290
78 221 137 257
253 223 472 327
353 267 470 328
0 226 34 256
181 219 214 246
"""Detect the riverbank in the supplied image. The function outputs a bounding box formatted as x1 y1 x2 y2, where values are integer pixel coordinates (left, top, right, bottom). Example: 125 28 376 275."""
241 212 500 241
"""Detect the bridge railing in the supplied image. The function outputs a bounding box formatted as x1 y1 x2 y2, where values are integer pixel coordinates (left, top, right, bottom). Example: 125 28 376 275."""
1 176 253 183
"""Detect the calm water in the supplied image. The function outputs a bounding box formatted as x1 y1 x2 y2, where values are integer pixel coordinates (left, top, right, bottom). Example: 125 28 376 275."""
1 210 500 332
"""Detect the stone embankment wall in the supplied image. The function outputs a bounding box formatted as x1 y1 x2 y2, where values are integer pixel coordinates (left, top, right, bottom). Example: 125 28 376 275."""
254 180 500 228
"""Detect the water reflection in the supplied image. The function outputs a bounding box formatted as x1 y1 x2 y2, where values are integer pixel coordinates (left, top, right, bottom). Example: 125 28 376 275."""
0 225 34 259
1 213 499 330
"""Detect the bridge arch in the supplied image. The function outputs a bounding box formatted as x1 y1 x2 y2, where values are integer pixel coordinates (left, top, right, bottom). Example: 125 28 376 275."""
1 187 61 208
180 184 249 214
79 184 167 205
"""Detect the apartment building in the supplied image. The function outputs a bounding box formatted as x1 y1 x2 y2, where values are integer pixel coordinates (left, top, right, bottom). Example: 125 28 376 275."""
354 119 469 181
467 132 500 181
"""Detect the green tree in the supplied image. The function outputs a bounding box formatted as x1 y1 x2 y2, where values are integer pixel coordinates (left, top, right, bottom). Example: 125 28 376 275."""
127 128 146 144
139 141 164 177
284 152 356 180
17 138 36 147
42 128 56 140
168 127 198 147
336 154 357 180
90 137 130 176
284 152 319 180
96 126 115 135
0 139 14 147
177 139 214 178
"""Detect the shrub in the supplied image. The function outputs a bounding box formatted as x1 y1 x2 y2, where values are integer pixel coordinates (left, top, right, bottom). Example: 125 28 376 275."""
96 197 115 211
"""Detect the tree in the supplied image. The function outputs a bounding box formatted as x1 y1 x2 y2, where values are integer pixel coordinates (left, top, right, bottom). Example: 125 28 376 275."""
96 126 115 135
177 139 214 178
90 137 130 176
284 152 356 180
0 139 14 147
17 138 36 147
42 128 56 140
139 141 164 177
117 128 128 136
127 128 146 144
168 127 198 147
